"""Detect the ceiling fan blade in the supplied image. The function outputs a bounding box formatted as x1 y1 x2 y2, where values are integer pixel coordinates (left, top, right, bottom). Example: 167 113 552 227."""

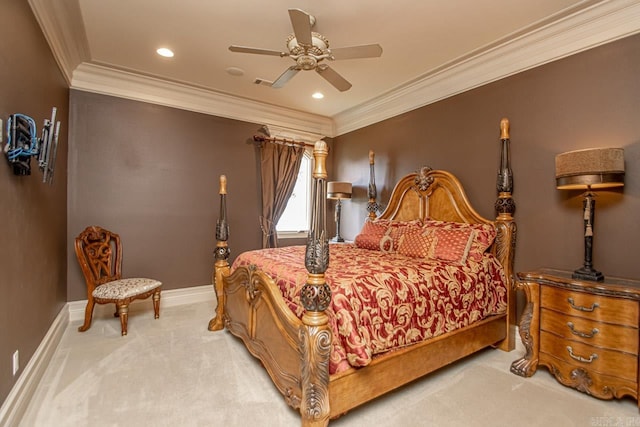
316 65 352 92
271 66 300 88
229 45 288 57
330 44 383 60
288 9 313 46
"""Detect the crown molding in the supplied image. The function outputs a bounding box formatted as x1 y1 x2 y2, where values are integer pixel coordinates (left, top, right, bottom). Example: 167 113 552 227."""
71 63 335 137
28 0 90 85
262 125 325 143
31 0 640 137
333 0 640 135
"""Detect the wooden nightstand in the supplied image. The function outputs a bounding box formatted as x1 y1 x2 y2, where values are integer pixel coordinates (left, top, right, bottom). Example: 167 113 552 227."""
511 268 640 406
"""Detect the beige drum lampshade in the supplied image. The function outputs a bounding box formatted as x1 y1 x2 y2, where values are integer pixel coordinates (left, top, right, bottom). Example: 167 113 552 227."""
327 182 352 199
555 148 625 190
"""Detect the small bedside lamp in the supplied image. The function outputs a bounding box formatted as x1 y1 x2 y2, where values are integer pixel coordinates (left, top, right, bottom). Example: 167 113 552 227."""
555 147 625 281
327 181 352 242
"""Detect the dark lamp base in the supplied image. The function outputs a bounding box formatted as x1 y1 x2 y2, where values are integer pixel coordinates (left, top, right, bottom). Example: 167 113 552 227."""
572 267 604 282
331 236 344 243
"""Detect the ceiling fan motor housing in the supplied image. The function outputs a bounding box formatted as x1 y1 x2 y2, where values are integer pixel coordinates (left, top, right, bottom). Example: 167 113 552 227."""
287 32 328 55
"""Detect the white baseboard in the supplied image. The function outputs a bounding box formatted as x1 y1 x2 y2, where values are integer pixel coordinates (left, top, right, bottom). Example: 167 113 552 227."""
0 306 68 427
67 284 216 322
0 284 216 427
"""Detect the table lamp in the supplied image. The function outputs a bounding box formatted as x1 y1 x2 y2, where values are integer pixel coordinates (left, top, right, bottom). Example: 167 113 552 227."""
555 147 624 281
327 181 352 242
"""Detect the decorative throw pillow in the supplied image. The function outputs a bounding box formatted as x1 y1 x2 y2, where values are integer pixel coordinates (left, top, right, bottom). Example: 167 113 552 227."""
354 219 423 252
397 229 436 258
382 219 423 252
467 224 497 261
423 219 496 262
431 228 474 263
354 221 388 251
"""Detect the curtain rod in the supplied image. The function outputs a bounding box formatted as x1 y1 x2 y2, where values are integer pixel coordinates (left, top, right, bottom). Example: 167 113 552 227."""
253 134 315 148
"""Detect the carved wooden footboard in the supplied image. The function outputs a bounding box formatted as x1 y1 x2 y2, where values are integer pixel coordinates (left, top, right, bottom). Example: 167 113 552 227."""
209 119 516 426
210 141 333 425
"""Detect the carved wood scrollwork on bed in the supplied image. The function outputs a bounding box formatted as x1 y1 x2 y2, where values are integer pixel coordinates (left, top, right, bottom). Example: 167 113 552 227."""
209 118 516 427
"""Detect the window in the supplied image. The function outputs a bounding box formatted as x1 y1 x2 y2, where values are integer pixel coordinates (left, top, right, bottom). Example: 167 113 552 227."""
276 149 312 238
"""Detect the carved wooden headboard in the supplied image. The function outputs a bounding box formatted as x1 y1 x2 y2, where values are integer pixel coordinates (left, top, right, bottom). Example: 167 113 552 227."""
378 167 492 226
369 118 516 292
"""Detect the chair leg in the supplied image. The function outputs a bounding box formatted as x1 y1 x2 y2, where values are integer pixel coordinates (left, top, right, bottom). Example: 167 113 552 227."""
117 303 129 336
78 297 96 332
153 290 161 319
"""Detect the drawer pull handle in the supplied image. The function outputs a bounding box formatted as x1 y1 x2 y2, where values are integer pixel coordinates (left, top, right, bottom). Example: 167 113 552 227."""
566 346 598 363
567 297 599 312
567 322 599 338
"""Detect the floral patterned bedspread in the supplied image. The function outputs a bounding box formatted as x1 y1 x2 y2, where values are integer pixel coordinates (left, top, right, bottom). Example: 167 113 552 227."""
232 244 507 374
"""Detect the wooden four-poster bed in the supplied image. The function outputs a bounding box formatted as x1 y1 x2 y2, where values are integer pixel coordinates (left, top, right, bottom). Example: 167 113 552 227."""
208 118 517 426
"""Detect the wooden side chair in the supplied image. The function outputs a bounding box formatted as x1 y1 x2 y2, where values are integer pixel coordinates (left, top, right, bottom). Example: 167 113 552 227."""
75 226 162 336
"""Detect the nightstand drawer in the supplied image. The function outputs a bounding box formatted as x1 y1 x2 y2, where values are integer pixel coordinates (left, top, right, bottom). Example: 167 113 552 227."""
540 330 637 381
538 352 637 400
541 286 638 327
541 308 638 354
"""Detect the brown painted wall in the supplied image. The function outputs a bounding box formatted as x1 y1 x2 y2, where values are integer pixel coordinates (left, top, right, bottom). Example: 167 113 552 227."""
334 34 640 282
67 92 335 301
68 92 261 300
0 1 69 405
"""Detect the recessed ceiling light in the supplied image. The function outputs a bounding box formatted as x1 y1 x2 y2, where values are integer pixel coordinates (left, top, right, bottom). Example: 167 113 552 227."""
226 67 245 77
312 92 324 99
156 48 174 58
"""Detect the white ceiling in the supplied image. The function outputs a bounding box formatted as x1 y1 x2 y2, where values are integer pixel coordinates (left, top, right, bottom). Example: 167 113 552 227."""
29 0 640 137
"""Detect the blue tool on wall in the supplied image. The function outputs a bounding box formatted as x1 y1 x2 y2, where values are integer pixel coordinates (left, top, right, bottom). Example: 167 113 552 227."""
5 113 38 175
3 107 60 183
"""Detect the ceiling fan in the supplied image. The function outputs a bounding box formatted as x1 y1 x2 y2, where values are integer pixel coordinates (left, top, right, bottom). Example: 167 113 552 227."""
229 8 383 92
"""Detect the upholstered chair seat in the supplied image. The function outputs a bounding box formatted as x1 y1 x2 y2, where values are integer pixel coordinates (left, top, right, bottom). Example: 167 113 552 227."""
92 278 162 300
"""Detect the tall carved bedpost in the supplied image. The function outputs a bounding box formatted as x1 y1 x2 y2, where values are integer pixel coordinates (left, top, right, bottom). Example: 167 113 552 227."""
208 175 231 331
299 141 331 427
367 150 380 221
494 118 517 351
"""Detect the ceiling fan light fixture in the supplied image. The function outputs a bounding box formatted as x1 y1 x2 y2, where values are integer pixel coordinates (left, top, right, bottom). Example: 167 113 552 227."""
156 47 174 58
297 56 317 70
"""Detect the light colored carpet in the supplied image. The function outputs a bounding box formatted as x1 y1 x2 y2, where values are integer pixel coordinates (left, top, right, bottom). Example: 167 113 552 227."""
20 300 638 426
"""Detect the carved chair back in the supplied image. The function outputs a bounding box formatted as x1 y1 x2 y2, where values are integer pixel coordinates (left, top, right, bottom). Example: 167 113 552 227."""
75 226 123 291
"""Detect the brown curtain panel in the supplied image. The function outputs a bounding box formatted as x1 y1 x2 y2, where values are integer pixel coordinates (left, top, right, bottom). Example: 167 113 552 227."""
260 143 305 248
